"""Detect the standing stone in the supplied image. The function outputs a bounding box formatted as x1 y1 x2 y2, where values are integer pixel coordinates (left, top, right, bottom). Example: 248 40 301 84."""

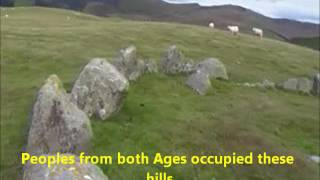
27 75 92 156
186 71 212 95
71 58 129 120
160 45 194 74
23 154 108 180
312 73 320 96
113 46 145 81
297 78 312 93
195 58 228 80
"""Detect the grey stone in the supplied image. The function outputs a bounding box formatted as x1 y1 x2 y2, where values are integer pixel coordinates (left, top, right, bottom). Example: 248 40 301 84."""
71 58 129 120
186 71 212 95
243 82 252 87
311 73 320 96
240 80 275 89
297 78 312 93
160 45 194 74
195 58 228 80
27 75 92 156
23 154 108 180
260 79 275 88
309 155 320 164
281 78 299 91
113 46 145 81
280 77 312 93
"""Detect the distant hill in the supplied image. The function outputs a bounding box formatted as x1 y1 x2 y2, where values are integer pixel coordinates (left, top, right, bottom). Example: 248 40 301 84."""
6 0 320 48
0 0 14 6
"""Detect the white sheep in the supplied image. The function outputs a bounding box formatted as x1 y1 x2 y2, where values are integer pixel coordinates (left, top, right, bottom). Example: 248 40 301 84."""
227 26 239 35
252 27 263 39
4 14 9 18
209 22 215 29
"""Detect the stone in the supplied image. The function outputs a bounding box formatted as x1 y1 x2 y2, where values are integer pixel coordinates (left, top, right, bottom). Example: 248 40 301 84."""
297 78 312 93
113 46 145 81
186 71 212 95
281 78 298 91
280 77 312 93
243 82 251 87
260 79 275 89
195 58 228 80
160 45 194 74
311 73 320 96
27 75 92 156
309 155 320 164
23 154 108 180
71 58 129 120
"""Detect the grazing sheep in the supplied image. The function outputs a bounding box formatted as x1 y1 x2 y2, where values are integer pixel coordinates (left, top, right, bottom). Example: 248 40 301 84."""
252 27 263 39
4 14 9 18
227 26 239 35
209 22 215 29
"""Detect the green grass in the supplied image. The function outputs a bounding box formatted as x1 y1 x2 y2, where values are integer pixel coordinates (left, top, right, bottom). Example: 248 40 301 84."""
1 7 319 180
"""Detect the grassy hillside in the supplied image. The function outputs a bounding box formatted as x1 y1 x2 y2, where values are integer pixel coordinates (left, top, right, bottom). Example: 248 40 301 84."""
291 37 320 51
1 7 319 180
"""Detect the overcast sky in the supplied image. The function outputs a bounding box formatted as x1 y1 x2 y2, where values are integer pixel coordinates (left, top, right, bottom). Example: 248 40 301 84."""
164 0 320 23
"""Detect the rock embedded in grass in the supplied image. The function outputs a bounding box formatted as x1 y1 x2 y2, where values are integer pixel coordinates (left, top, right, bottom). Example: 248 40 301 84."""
238 79 275 89
160 45 194 74
297 78 313 93
186 71 212 95
279 77 312 94
71 58 129 120
280 78 298 91
27 75 92 155
260 79 276 89
23 154 108 180
113 46 145 81
308 155 320 164
195 58 229 80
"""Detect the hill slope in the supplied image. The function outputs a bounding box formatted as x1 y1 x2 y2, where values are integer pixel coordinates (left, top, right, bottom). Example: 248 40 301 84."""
291 37 320 51
1 7 319 180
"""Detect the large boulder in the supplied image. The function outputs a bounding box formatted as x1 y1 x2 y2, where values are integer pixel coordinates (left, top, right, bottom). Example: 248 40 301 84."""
23 154 108 180
71 58 129 120
186 71 212 95
160 45 194 74
311 73 320 96
195 58 228 80
27 75 92 156
113 46 145 81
